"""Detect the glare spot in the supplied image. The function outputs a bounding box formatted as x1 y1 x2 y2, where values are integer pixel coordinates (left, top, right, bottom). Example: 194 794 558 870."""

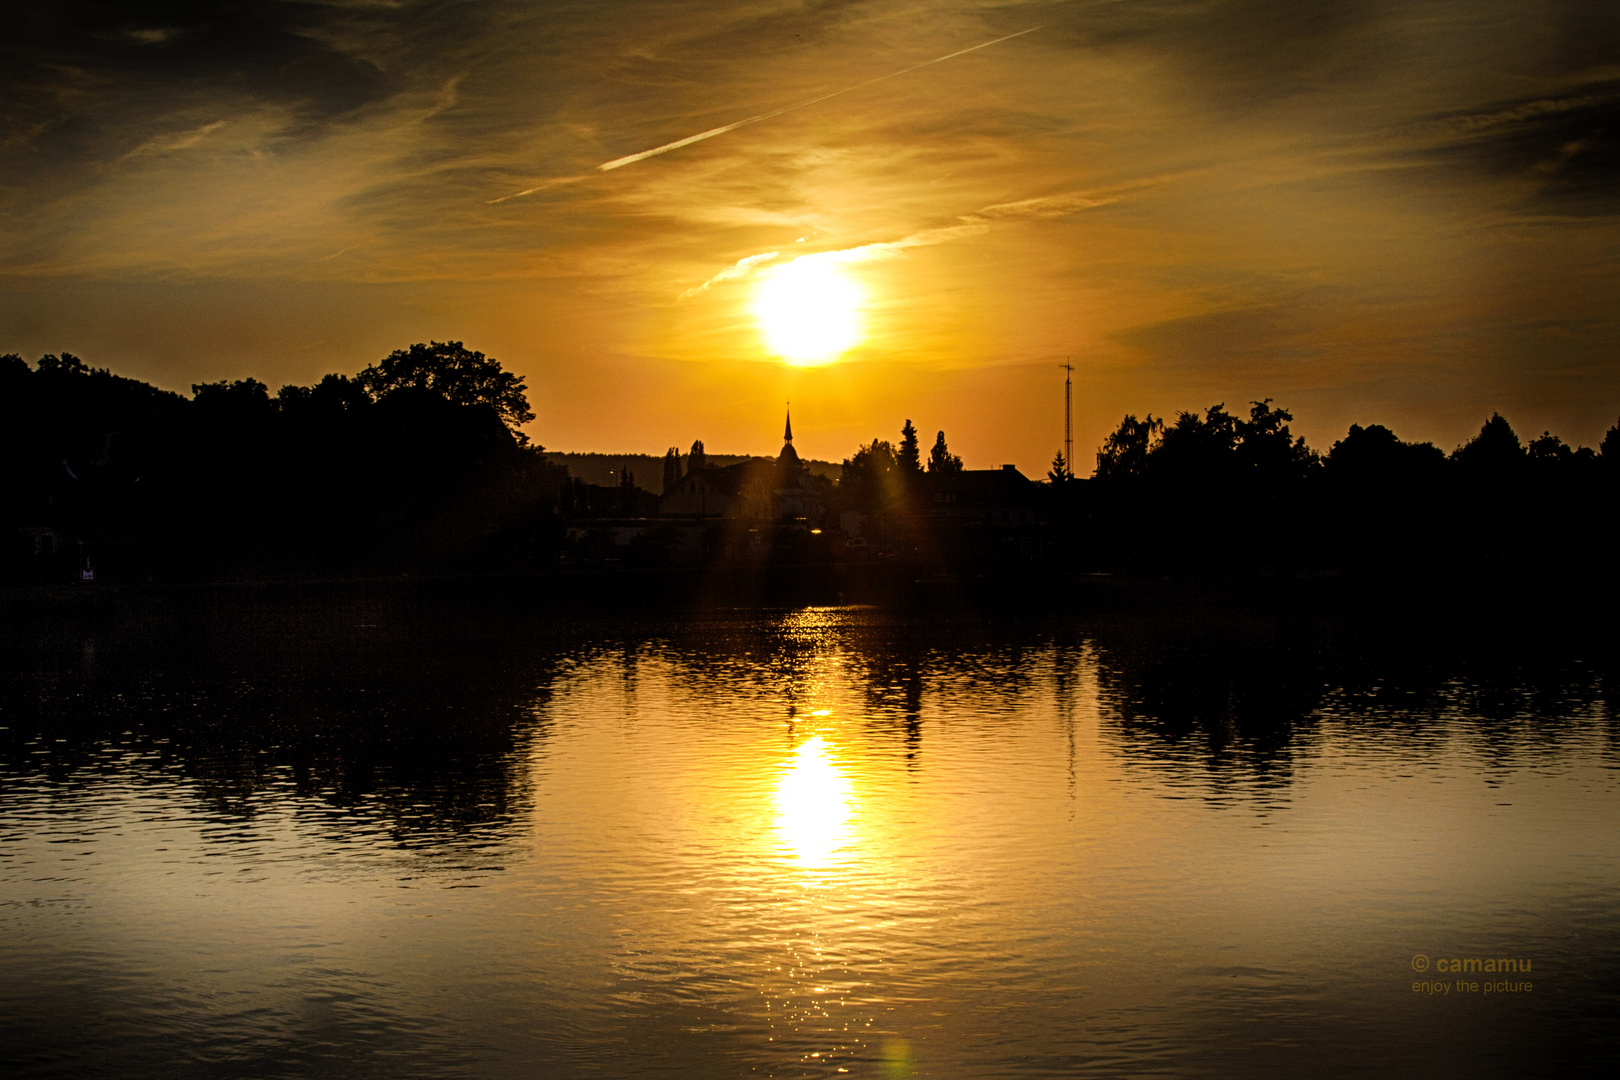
753 258 863 365
774 736 853 867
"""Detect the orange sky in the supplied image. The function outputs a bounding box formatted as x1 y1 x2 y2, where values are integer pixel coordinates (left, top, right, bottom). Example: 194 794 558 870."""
3 2 1617 471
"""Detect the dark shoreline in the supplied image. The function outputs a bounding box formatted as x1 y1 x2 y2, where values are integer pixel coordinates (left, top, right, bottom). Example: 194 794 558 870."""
6 560 1614 630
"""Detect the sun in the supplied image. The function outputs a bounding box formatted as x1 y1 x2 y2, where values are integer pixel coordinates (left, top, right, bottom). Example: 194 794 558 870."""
752 258 863 365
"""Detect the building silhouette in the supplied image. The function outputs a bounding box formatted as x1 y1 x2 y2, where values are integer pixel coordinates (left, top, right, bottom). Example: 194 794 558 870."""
657 410 823 527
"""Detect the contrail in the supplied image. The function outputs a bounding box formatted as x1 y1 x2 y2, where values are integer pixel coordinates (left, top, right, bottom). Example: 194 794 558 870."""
598 25 1041 172
486 173 589 205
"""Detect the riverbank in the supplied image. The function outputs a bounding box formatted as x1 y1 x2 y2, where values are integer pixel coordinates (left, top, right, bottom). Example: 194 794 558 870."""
5 559 1614 630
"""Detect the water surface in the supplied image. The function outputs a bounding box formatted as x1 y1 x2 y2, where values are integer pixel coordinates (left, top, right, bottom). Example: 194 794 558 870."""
2 601 1616 1077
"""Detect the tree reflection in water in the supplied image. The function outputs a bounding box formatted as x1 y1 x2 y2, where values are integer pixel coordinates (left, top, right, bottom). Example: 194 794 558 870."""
1 593 1615 1079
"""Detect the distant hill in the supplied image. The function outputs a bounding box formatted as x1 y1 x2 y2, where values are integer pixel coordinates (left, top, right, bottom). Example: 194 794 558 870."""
544 451 841 493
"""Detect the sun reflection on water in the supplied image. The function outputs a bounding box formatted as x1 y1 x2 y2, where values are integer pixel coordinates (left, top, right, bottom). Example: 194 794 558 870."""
774 736 854 868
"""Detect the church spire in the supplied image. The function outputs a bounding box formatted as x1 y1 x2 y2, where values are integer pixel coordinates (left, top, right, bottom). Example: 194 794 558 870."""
777 404 801 467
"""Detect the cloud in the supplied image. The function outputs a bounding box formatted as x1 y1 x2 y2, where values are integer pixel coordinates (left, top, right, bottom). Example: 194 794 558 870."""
122 119 227 158
119 28 187 47
598 24 1042 172
975 191 1115 219
2 2 405 136
1379 79 1620 212
678 251 781 299
490 24 1044 202
811 222 990 266
4 0 1619 453
679 187 1116 296
311 244 362 263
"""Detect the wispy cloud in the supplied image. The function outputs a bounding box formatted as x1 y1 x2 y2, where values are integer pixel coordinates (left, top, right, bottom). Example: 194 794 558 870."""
678 251 780 299
975 192 1115 220
1399 92 1612 143
809 222 990 266
311 244 362 263
493 25 1044 203
120 27 186 47
121 120 226 159
680 188 1115 297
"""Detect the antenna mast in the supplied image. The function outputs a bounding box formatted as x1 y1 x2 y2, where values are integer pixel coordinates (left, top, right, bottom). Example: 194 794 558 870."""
1058 359 1075 477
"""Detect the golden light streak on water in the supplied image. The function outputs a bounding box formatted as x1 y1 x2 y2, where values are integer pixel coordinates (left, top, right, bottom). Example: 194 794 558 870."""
774 735 855 868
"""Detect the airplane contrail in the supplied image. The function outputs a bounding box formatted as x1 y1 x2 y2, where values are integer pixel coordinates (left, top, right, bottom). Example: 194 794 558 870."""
597 25 1042 172
487 173 589 205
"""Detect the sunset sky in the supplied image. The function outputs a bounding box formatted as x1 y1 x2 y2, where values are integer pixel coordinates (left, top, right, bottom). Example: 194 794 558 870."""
3 1 1616 471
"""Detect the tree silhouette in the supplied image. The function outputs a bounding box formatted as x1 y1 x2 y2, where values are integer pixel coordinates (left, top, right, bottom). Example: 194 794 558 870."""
358 341 534 442
662 447 682 493
1155 404 1240 478
9 341 1620 584
841 439 901 517
927 430 963 474
1094 414 1161 482
898 420 922 477
1598 417 1619 462
1326 423 1445 480
1235 399 1318 481
1451 412 1524 475
277 373 372 416
192 378 273 416
36 352 92 377
1527 431 1572 464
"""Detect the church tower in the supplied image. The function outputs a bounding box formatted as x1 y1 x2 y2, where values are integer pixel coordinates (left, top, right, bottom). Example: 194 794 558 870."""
778 408 800 466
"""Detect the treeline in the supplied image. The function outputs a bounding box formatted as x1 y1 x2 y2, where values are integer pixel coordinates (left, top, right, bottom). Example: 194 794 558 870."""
2 344 565 582
828 420 964 532
6 340 1618 584
1066 400 1620 573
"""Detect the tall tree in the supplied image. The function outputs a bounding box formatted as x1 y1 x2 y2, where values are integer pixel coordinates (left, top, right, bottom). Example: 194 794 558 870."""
662 447 682 493
1048 450 1073 484
358 341 534 442
927 430 963 474
898 420 921 477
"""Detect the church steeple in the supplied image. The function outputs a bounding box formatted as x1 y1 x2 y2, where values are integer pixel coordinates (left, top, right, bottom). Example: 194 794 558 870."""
777 405 800 467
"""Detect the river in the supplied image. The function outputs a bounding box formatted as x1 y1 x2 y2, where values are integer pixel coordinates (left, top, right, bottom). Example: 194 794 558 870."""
2 597 1615 1077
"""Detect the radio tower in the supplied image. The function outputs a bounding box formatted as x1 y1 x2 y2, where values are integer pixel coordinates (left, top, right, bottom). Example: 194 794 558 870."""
1058 359 1075 478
